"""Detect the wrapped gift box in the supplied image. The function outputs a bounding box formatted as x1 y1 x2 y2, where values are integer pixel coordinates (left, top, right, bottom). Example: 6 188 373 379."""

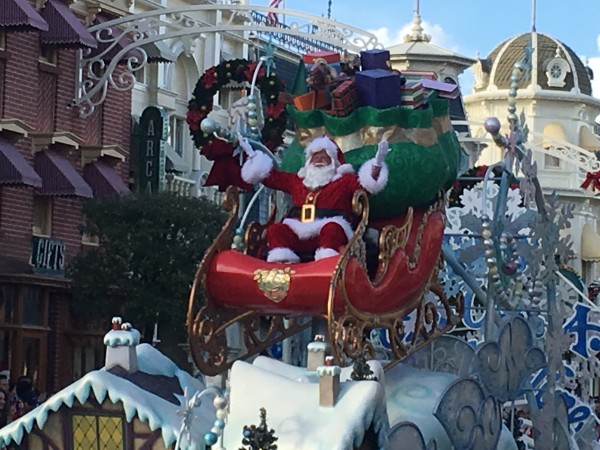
402 70 438 82
401 81 425 109
331 79 359 117
420 78 460 99
293 90 330 111
355 69 402 109
360 49 390 71
303 51 341 65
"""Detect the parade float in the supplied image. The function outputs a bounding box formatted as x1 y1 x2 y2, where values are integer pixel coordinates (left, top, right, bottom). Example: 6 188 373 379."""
0 3 598 449
185 48 465 375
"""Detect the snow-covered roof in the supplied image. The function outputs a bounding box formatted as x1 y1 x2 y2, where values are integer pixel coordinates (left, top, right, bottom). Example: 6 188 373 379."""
0 344 214 450
224 359 389 450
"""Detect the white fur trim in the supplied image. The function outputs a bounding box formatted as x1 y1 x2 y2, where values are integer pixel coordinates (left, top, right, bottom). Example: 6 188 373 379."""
304 136 339 161
282 217 353 241
314 247 340 260
337 163 354 175
267 247 300 263
241 151 273 184
331 163 355 182
358 159 389 194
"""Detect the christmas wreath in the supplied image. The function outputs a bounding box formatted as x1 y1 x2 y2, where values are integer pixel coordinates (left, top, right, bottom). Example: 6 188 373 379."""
186 58 287 191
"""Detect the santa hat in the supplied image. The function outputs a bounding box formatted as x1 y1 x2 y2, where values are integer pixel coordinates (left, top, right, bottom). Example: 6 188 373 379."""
300 136 354 178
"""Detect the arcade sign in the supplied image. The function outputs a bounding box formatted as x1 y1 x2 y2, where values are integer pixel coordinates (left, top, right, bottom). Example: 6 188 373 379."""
138 106 167 193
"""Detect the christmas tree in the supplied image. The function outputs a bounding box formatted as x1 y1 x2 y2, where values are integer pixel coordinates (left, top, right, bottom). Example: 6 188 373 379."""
350 355 378 381
239 407 278 450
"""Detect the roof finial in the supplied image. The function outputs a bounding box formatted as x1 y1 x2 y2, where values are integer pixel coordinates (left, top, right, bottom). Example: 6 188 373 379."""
531 0 536 32
404 0 431 43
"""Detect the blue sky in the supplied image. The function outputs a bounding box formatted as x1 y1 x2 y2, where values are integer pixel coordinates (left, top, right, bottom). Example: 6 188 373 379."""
254 0 600 96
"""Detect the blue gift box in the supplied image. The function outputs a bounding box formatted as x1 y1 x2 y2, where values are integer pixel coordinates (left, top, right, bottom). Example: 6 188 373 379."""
360 49 390 71
355 69 402 109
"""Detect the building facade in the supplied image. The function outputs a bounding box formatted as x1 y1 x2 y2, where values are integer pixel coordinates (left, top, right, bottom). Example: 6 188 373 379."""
0 0 131 394
464 31 600 284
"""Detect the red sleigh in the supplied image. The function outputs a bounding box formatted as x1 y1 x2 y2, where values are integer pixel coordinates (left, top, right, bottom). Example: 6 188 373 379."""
187 186 462 375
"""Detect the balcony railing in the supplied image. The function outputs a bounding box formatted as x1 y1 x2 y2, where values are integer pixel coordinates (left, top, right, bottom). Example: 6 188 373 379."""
250 11 343 55
165 174 197 197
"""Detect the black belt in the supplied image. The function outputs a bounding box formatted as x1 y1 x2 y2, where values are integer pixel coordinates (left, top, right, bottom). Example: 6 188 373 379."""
288 207 350 221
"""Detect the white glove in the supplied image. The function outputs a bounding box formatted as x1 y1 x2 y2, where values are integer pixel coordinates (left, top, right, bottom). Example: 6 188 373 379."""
237 133 255 157
375 139 389 166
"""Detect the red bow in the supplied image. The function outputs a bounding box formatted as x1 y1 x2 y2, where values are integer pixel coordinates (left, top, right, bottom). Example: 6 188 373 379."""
581 171 600 191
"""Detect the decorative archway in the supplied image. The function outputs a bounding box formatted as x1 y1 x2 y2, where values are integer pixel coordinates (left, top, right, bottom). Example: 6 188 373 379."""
73 4 382 117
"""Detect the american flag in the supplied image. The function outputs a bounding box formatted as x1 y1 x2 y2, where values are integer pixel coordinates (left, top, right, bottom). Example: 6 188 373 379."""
267 0 284 25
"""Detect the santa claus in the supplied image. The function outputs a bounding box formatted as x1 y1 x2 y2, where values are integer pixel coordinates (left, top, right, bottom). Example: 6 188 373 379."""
239 134 389 263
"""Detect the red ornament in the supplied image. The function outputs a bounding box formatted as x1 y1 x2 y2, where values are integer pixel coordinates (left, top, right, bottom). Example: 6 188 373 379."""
111 317 122 330
186 108 206 132
203 69 219 89
266 102 285 120
325 356 334 366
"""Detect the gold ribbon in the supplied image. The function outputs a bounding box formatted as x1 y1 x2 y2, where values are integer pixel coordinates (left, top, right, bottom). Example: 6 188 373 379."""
296 124 442 152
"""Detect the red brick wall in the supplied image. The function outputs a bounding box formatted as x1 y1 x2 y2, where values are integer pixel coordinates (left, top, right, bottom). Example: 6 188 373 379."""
0 186 34 272
0 29 132 271
0 12 132 391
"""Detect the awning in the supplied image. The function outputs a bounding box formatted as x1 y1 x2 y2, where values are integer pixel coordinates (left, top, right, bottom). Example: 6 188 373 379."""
0 139 42 187
0 0 48 31
143 40 177 63
83 160 130 197
40 0 96 49
579 126 600 152
34 150 92 197
581 224 600 262
542 123 567 148
165 143 187 173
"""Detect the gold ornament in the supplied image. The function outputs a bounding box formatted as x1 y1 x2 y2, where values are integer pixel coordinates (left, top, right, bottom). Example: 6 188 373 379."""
253 267 295 303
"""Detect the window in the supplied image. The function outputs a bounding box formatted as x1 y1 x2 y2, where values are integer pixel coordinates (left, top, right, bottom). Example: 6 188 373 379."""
81 217 99 246
544 154 561 168
0 30 5 51
32 196 52 236
0 286 17 325
71 414 125 450
22 287 43 326
39 45 58 66
134 63 146 85
169 116 186 157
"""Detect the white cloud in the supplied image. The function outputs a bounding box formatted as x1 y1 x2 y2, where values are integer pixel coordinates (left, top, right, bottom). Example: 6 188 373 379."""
368 20 459 52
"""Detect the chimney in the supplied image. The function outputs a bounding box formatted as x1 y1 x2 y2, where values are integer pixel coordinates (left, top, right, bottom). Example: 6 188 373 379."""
317 356 340 407
103 317 140 374
307 334 326 371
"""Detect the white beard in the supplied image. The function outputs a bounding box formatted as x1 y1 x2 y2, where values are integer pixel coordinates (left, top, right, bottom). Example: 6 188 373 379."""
300 162 336 190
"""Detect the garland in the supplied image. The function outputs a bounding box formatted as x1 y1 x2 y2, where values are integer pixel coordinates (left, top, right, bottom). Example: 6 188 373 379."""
187 58 288 154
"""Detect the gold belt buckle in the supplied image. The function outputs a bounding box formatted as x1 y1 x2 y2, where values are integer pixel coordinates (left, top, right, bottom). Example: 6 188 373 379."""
301 204 316 223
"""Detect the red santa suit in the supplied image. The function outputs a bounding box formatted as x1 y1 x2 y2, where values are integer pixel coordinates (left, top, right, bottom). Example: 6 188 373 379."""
241 136 389 263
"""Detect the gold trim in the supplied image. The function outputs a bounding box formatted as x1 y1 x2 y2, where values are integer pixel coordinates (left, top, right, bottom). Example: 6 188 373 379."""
253 268 296 303
297 125 440 152
432 116 453 134
373 207 413 284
